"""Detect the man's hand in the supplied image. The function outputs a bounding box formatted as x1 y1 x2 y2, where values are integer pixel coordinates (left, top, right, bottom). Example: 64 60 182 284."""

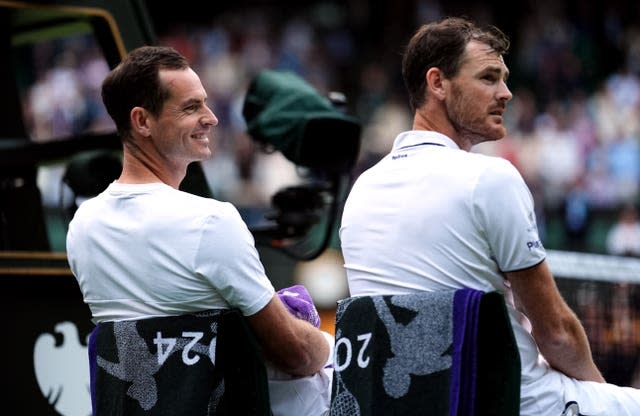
277 285 321 328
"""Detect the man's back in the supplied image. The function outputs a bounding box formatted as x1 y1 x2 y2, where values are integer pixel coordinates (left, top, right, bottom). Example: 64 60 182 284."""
341 130 544 297
67 181 274 323
339 130 573 414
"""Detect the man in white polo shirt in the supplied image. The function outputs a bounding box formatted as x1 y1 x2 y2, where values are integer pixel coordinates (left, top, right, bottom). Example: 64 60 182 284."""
67 46 331 415
340 17 640 415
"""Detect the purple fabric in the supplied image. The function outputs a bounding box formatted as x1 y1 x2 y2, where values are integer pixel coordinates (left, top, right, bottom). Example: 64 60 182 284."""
449 288 483 416
277 284 321 328
88 324 99 416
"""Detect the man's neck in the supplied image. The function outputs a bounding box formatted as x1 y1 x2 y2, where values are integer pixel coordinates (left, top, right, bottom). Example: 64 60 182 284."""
412 109 473 152
118 144 186 189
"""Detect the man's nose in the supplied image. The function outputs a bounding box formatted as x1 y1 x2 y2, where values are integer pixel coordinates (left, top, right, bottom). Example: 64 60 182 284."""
202 106 218 126
498 81 513 102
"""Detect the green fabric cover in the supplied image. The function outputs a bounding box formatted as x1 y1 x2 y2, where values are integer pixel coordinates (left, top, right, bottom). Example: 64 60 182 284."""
242 70 360 174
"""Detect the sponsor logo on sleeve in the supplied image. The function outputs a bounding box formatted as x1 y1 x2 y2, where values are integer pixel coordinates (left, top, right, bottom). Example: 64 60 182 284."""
526 240 543 250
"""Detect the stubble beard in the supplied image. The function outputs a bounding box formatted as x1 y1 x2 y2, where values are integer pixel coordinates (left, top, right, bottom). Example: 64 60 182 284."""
447 85 506 147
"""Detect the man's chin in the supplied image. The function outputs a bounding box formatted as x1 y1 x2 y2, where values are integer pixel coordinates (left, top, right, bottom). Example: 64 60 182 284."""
190 150 212 162
487 126 507 141
199 144 213 159
468 130 505 146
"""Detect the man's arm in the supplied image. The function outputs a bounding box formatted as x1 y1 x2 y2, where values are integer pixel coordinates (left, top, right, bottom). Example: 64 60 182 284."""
506 260 605 382
246 294 330 377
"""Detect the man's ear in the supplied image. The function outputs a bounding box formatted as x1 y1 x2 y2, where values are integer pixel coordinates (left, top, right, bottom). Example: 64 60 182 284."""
426 67 447 101
130 106 152 138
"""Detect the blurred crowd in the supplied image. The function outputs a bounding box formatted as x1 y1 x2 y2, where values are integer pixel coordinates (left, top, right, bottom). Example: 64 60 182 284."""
21 0 640 255
155 0 640 256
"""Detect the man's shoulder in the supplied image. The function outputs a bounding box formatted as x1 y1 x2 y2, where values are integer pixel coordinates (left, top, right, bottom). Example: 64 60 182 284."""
70 192 106 218
173 188 228 206
171 190 239 219
465 151 520 179
466 149 514 167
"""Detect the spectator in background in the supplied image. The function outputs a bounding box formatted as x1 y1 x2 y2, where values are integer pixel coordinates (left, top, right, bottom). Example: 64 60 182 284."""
563 176 591 252
606 203 640 257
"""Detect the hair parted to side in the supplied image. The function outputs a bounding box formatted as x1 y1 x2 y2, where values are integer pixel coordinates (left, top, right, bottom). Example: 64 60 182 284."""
401 16 510 112
101 45 190 140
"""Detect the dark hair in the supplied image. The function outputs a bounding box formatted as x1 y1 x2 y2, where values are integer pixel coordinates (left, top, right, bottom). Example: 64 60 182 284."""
101 46 190 140
401 17 510 112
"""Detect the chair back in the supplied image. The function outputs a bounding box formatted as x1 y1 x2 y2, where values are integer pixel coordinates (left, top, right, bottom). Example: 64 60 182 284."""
329 289 520 416
89 309 272 415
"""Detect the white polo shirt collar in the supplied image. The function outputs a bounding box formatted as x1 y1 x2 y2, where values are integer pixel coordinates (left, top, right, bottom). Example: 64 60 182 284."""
391 130 460 152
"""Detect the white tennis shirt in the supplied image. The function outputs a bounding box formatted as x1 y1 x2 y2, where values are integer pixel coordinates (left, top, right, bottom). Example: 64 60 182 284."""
340 130 568 414
67 182 275 323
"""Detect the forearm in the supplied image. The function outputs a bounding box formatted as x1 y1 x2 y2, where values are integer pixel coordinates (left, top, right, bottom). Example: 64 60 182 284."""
506 262 605 383
270 318 330 376
247 295 330 377
533 318 605 382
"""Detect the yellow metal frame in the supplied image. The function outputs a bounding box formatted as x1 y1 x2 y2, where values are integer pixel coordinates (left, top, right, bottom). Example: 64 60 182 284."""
0 0 127 58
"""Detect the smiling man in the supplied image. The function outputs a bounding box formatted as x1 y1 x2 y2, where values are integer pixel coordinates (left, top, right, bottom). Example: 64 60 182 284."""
340 17 640 415
66 46 331 415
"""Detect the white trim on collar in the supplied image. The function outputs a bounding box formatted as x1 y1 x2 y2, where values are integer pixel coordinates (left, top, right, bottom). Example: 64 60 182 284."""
391 130 460 151
108 182 170 194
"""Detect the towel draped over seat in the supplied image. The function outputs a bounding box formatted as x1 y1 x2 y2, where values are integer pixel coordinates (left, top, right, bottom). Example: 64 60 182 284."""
329 289 520 416
88 309 272 415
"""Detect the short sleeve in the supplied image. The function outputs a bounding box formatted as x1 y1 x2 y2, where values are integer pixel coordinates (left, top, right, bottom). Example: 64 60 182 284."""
472 159 545 272
195 203 275 316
